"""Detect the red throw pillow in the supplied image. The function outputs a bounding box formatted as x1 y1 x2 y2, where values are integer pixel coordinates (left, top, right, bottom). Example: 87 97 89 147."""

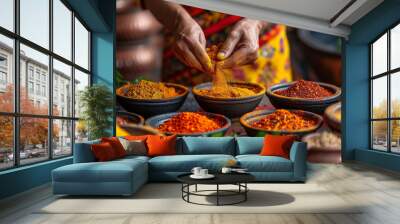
125 135 149 141
146 135 177 157
91 142 117 162
101 137 126 158
260 135 296 159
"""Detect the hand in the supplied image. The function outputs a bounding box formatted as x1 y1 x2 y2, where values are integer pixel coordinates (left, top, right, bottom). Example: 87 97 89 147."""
172 19 213 73
217 19 268 69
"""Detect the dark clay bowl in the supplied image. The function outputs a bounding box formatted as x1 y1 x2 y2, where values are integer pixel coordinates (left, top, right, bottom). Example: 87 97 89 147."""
240 109 323 137
145 112 231 137
266 81 341 114
192 82 266 118
117 83 189 118
324 102 341 132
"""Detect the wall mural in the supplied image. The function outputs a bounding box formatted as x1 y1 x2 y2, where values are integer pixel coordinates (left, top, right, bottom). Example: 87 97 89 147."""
115 0 342 164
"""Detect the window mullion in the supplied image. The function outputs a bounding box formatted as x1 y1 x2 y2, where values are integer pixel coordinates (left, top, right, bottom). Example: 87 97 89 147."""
13 0 20 167
71 10 76 156
48 0 54 160
388 30 391 152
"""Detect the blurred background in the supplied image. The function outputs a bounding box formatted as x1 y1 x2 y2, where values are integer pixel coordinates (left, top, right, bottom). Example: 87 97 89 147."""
115 0 342 163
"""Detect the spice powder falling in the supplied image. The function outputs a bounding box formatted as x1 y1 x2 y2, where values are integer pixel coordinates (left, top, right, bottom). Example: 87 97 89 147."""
194 45 257 98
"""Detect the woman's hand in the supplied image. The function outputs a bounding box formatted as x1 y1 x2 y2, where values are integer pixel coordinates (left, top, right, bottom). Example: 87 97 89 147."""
217 19 268 69
173 19 213 73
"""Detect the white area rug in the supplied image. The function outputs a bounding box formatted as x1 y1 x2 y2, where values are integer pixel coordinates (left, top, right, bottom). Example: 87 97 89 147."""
38 183 361 214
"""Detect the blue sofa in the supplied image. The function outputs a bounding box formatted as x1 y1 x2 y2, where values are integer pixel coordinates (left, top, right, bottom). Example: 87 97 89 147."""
52 137 307 196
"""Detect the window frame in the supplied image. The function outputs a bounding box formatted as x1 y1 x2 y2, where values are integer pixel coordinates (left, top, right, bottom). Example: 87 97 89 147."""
370 20 400 154
0 0 92 171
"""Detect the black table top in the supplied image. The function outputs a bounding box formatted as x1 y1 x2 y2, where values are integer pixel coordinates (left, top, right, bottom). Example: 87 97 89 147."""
177 173 255 185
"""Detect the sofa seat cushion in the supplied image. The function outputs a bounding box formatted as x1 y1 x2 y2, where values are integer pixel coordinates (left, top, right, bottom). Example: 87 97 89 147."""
53 159 147 183
149 154 235 172
236 155 293 172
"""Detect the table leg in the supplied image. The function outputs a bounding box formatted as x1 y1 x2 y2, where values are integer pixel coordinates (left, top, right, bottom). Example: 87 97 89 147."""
245 183 247 201
216 184 219 206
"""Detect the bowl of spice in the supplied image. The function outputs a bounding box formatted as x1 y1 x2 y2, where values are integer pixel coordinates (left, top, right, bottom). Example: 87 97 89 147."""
192 45 266 118
266 80 341 114
240 109 323 137
192 82 266 118
324 102 341 132
116 80 189 117
146 112 231 137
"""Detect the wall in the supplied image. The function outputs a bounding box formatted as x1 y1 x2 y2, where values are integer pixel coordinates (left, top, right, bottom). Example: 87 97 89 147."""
0 0 116 200
343 0 400 170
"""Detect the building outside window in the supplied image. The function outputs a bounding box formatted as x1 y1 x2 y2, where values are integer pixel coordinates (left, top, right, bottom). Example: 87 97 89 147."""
0 54 7 90
28 66 34 80
28 81 34 94
371 22 400 154
0 0 91 170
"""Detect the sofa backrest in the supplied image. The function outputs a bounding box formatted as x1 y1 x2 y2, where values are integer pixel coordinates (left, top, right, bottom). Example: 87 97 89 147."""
235 137 264 155
179 137 235 155
73 139 100 163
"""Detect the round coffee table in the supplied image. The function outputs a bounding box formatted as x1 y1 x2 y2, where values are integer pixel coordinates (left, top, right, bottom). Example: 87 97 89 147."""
177 173 255 206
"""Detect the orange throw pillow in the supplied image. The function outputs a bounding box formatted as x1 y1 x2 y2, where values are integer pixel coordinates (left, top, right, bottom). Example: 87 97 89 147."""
146 135 177 157
101 137 126 158
91 142 117 162
125 135 149 141
260 135 296 159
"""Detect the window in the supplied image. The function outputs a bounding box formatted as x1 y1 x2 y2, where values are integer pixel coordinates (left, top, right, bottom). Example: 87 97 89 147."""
0 0 91 170
35 83 40 95
42 85 46 97
28 67 34 80
0 71 6 85
0 54 8 87
28 81 34 94
371 23 400 154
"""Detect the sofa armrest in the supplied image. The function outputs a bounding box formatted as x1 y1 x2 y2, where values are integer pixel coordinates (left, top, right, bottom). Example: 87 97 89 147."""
289 141 307 181
73 141 99 163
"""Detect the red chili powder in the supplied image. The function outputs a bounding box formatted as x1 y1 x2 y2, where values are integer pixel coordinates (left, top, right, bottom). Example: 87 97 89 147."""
275 80 333 99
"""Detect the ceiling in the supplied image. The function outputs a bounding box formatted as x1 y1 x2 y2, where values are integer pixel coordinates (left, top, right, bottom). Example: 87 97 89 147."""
169 0 384 38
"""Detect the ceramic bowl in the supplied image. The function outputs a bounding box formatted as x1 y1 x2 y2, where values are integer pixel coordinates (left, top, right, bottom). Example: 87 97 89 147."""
117 83 189 118
145 112 231 137
239 109 323 137
266 81 341 114
324 102 341 132
192 82 266 118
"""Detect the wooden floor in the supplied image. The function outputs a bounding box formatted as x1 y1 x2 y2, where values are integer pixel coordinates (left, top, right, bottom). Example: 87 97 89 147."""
1 162 400 224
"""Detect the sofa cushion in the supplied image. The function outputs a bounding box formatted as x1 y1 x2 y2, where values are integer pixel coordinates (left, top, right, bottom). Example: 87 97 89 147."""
101 137 127 158
53 158 147 183
236 155 293 172
149 154 235 172
181 137 235 155
91 142 118 162
260 135 295 159
235 137 263 155
147 135 177 157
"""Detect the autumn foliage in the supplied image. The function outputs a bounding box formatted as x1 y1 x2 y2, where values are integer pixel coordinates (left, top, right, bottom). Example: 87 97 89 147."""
0 85 59 150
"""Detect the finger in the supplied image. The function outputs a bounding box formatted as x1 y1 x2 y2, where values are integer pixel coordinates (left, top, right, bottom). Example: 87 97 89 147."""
182 35 213 74
217 30 241 60
174 41 204 71
218 47 258 69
